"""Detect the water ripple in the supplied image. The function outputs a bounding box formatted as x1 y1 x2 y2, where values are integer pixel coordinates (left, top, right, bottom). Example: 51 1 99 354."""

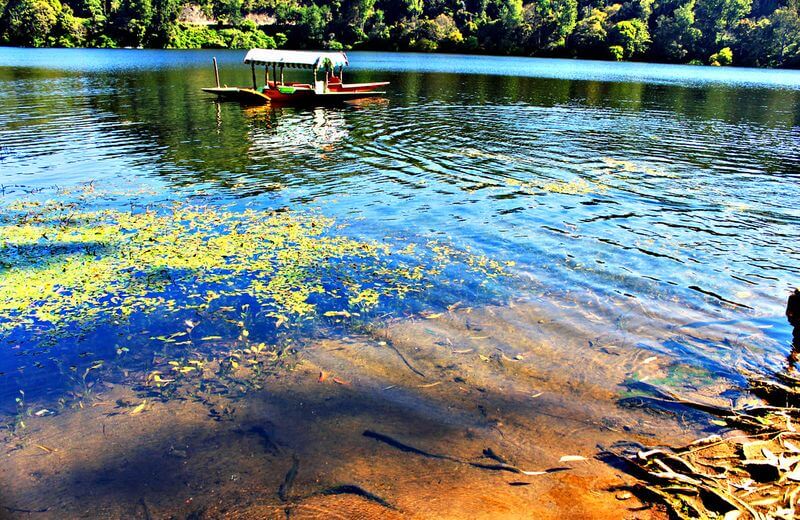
1 51 798 370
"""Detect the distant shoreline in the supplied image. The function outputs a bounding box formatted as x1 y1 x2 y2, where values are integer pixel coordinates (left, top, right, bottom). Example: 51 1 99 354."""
1 0 798 70
1 44 798 72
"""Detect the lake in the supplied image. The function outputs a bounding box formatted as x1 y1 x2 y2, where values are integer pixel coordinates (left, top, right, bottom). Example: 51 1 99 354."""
0 48 799 518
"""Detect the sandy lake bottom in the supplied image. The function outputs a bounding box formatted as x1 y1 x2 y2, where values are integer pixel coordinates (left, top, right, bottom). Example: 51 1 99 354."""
2 294 759 519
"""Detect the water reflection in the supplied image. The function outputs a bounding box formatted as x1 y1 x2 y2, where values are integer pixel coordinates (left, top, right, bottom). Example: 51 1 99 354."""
1 52 798 365
245 106 348 158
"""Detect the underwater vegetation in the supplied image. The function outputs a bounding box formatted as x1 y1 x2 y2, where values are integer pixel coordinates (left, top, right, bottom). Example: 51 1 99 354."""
0 184 510 435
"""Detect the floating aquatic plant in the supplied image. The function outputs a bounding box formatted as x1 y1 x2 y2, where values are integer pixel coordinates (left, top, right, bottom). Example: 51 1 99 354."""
540 178 603 195
0 185 510 416
0 199 499 337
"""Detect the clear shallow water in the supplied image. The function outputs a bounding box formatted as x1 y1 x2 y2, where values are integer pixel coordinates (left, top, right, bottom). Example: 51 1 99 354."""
0 48 799 516
0 48 798 388
1 48 799 382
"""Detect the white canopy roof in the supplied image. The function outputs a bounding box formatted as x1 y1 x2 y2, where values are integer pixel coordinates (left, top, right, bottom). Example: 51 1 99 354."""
243 49 349 70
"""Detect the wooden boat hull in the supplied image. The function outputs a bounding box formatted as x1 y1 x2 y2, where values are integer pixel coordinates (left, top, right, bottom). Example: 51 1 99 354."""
328 81 390 93
267 90 386 105
202 86 386 106
201 87 270 105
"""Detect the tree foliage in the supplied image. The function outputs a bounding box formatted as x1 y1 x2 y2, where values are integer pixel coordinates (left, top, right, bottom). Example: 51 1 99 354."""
610 18 651 57
0 0 799 67
1 0 62 46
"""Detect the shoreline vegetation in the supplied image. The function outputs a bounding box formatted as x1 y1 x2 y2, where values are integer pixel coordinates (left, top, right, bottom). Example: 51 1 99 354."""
613 368 800 519
0 0 798 68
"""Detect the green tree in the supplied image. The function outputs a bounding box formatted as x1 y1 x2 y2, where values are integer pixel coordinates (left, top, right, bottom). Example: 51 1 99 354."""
80 0 109 46
402 0 423 18
219 25 276 48
570 6 613 56
522 0 578 52
609 18 651 58
694 0 753 49
333 0 377 43
480 0 524 51
0 0 61 46
652 0 702 61
169 22 225 47
213 0 243 24
52 3 86 46
409 13 465 50
709 44 733 62
618 0 655 20
769 2 800 66
148 0 180 47
373 0 422 25
273 0 301 24
731 16 771 65
113 0 153 47
292 3 330 47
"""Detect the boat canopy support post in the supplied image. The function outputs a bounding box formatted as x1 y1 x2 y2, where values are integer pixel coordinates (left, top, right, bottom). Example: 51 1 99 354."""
251 62 257 90
213 57 220 88
265 65 269 87
280 65 284 86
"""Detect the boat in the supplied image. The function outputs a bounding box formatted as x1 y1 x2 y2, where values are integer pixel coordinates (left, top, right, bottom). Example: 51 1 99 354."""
202 49 389 105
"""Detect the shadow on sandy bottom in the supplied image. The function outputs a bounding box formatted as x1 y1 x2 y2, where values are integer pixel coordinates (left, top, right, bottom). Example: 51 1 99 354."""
0 299 742 519
0 497 16 520
0 376 656 518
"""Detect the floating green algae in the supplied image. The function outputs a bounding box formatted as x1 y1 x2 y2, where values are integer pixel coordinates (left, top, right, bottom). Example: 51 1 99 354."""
0 200 501 336
0 185 511 420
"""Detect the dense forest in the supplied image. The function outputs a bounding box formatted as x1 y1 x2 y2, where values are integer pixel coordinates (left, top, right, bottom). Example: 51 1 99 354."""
0 0 798 67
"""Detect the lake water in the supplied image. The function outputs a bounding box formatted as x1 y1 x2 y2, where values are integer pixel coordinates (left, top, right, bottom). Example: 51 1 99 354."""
0 48 799 518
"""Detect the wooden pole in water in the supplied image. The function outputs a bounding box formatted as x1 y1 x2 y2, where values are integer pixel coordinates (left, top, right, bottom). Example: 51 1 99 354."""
213 57 220 88
251 62 257 90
